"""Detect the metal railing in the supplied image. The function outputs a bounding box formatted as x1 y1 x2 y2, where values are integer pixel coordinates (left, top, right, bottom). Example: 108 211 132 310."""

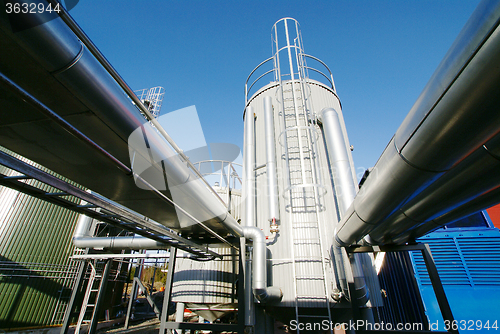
245 19 337 108
193 160 242 190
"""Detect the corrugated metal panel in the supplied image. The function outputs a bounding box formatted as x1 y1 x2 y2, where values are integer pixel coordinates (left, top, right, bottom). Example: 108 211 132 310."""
457 237 500 285
411 230 500 286
172 246 238 305
376 251 428 328
214 187 241 221
0 148 83 329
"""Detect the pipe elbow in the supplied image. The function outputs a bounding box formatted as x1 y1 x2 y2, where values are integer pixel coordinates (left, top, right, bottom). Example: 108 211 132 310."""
72 236 85 248
242 226 283 304
253 286 283 304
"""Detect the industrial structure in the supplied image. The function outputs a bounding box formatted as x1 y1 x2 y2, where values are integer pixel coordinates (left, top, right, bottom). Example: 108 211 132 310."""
0 0 500 333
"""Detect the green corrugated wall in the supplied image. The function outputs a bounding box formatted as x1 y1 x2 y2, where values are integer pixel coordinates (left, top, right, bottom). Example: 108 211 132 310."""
0 148 82 330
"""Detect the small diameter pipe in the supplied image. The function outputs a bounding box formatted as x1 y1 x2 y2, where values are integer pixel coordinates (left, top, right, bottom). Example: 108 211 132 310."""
242 107 256 327
242 107 282 324
263 96 280 230
243 106 256 229
73 214 169 250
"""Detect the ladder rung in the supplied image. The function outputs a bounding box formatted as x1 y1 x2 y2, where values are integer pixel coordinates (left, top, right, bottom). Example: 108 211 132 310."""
297 295 328 299
295 258 322 262
295 276 325 280
298 314 329 319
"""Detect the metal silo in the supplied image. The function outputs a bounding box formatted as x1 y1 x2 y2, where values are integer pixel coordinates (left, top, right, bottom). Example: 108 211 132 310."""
243 18 381 329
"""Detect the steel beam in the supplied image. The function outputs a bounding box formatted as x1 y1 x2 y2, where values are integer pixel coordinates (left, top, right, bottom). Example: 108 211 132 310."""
0 150 219 259
347 244 458 334
159 247 177 333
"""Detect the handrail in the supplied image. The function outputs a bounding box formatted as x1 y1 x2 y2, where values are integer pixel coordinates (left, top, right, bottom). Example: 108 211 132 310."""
193 160 243 189
245 57 275 105
302 54 336 92
244 51 337 111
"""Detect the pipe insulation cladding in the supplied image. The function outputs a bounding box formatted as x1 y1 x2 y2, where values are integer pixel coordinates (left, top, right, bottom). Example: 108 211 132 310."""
319 107 357 215
319 107 369 305
242 107 283 306
368 134 500 244
242 226 283 304
72 214 170 250
0 2 243 237
336 0 500 246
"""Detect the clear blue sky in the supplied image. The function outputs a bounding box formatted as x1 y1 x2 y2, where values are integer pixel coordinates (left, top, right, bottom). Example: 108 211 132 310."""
69 0 480 179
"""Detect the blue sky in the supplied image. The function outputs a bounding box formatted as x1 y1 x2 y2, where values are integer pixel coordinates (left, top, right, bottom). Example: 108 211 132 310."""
69 0 480 179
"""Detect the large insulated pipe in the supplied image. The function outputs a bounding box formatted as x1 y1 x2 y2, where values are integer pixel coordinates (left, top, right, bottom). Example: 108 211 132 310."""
319 107 357 214
368 134 500 244
1 3 243 238
336 0 500 246
73 214 170 250
394 187 500 243
319 107 369 305
263 97 280 225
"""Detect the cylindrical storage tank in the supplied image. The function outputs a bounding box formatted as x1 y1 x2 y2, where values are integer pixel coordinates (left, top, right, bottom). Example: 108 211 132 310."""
170 163 242 322
171 246 239 322
242 18 382 325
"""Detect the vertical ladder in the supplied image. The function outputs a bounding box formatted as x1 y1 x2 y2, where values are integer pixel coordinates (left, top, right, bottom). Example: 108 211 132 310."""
279 67 332 334
273 18 333 332
75 261 101 334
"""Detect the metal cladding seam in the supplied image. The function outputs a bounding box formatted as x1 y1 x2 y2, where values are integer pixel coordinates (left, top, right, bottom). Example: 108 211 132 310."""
368 134 500 244
336 0 500 246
